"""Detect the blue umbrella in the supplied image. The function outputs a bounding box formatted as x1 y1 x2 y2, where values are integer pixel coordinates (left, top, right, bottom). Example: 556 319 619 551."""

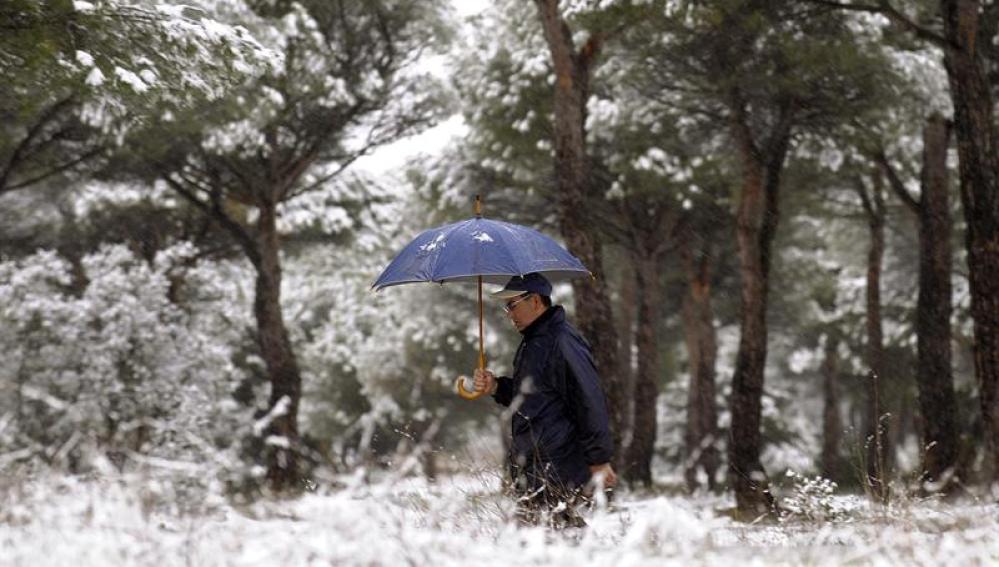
372 197 591 399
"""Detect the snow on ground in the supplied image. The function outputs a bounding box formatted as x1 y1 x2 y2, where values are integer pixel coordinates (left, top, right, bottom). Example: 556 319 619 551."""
1 471 997 566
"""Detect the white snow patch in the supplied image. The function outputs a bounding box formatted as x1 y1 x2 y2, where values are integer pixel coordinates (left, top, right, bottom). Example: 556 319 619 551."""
75 50 94 67
253 395 291 437
114 67 149 93
139 69 158 86
85 67 105 87
420 233 447 252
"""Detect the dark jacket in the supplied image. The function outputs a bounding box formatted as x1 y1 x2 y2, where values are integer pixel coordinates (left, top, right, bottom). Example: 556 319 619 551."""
492 306 614 492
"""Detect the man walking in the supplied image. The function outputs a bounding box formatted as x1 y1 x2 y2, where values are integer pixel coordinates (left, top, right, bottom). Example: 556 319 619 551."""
473 272 617 526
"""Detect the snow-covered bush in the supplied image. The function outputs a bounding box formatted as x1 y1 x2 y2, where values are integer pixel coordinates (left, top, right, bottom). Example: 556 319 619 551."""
0 244 254 502
780 469 849 522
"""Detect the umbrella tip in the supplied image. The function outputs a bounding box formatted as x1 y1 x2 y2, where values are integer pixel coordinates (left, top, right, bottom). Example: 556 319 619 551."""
474 194 482 218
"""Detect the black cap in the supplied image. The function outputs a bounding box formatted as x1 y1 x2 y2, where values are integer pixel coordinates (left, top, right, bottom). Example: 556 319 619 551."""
491 273 552 299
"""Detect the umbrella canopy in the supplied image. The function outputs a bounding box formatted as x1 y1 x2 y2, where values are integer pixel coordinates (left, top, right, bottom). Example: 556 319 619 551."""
371 217 590 291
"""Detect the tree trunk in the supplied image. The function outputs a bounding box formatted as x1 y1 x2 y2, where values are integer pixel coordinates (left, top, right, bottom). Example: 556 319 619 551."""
533 0 624 470
888 389 913 480
916 114 959 488
255 202 303 491
616 252 637 452
859 172 888 501
879 113 958 490
729 161 776 516
820 331 844 481
681 237 721 492
626 255 662 487
727 102 789 517
941 0 999 483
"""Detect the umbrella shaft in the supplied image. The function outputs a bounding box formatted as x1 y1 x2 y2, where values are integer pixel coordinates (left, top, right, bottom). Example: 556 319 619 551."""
478 276 485 370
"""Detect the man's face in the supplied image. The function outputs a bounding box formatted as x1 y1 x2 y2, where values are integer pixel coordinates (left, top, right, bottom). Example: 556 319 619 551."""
503 292 544 331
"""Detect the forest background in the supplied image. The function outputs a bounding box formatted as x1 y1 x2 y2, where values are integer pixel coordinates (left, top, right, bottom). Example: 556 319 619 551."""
3 0 999 536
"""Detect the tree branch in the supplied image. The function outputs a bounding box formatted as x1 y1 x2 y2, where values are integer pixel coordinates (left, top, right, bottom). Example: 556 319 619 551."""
765 97 797 162
854 174 876 220
0 96 78 193
286 153 363 201
726 86 761 163
652 204 682 258
162 173 260 267
806 0 950 48
873 150 920 213
533 0 581 86
4 147 103 192
578 31 605 71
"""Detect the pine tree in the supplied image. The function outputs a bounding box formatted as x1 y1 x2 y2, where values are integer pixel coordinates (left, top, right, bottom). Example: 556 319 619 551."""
113 0 451 490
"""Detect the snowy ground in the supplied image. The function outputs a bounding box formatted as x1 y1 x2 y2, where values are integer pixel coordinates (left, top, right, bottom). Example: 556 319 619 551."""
2 471 997 566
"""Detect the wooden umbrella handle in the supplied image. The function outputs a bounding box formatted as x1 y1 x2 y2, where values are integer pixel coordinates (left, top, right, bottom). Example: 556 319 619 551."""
456 275 488 400
455 375 486 400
